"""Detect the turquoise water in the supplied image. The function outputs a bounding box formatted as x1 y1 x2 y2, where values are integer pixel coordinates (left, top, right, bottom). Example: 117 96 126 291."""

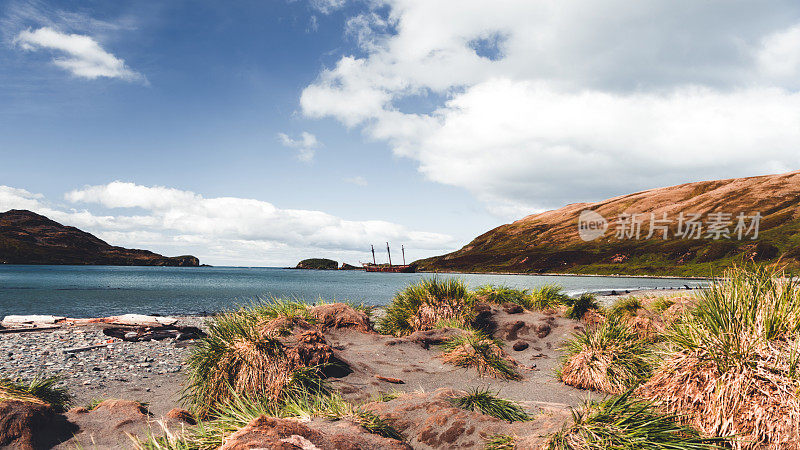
0 265 705 317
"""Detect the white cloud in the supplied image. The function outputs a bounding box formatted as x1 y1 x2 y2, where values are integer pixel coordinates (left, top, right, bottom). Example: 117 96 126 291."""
300 0 800 216
278 131 321 162
0 186 44 211
759 25 800 82
343 176 368 186
311 0 347 15
14 27 143 82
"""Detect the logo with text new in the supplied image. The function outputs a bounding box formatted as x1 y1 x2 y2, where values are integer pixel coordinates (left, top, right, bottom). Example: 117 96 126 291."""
578 210 608 242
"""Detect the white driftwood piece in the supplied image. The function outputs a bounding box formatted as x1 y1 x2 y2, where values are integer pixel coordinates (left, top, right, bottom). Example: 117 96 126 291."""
109 314 179 327
2 315 66 327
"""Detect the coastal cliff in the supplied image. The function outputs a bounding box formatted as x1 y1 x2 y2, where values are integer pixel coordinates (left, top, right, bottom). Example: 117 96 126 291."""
415 171 800 276
0 210 200 266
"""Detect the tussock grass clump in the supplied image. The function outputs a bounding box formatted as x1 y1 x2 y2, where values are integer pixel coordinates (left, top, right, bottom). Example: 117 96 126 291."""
547 391 722 449
484 434 516 450
638 265 800 448
649 295 678 313
474 285 530 307
441 330 521 380
185 298 327 417
379 277 474 336
0 375 71 411
530 285 572 310
607 296 642 319
558 318 652 394
564 293 599 320
449 387 529 422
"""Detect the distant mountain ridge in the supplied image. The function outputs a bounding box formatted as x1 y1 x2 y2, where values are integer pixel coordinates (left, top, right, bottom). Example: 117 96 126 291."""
0 209 199 266
415 171 800 276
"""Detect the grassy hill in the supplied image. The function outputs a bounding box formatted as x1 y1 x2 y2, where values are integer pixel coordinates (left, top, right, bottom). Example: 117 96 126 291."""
415 171 800 277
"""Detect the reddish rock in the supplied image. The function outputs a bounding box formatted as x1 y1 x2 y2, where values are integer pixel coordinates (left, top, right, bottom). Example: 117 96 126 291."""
166 408 196 425
502 303 524 314
375 375 405 384
535 323 551 338
512 341 529 351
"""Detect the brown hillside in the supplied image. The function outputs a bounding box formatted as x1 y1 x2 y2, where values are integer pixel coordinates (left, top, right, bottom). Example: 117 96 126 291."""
415 171 800 276
0 209 199 266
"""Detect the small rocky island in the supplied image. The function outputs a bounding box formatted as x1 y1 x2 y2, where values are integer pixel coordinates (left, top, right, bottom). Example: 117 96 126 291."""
294 258 339 270
0 209 199 266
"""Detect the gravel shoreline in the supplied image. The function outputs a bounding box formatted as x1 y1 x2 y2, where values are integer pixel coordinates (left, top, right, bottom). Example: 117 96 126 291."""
1 316 206 416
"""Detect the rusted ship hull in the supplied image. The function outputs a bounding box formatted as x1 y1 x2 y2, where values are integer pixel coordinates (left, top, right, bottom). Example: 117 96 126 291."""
362 264 415 273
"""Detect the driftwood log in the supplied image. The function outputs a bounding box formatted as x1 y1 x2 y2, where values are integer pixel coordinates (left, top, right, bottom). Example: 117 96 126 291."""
102 325 206 342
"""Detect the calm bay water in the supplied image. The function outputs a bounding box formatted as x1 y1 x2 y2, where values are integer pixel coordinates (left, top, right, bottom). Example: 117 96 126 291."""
0 265 706 317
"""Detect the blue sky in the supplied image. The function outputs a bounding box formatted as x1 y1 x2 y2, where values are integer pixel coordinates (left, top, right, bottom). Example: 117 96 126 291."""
2 0 800 265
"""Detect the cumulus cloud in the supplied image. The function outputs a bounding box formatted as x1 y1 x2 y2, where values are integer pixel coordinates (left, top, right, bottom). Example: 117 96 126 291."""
14 26 143 81
300 0 800 216
278 131 321 162
0 186 44 211
0 182 453 266
311 0 347 15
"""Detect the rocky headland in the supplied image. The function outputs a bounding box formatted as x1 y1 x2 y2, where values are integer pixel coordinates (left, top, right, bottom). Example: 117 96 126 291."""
0 209 199 266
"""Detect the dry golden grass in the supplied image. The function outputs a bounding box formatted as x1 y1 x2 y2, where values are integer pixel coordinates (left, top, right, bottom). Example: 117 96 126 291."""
638 347 800 449
410 300 468 332
186 301 333 417
637 266 800 449
0 384 46 405
378 278 474 336
0 376 71 411
559 319 653 394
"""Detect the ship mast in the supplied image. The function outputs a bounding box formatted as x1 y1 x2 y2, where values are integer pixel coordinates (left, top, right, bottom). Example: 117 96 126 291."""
386 242 392 266
371 245 376 265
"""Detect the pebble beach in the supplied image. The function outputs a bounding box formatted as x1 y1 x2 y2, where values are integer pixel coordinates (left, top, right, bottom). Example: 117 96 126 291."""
1 317 205 416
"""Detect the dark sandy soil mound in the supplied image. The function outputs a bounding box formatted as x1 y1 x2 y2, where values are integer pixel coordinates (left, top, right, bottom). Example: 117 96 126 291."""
0 400 75 449
364 388 570 449
326 305 585 407
59 399 151 448
219 415 411 450
55 399 191 449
